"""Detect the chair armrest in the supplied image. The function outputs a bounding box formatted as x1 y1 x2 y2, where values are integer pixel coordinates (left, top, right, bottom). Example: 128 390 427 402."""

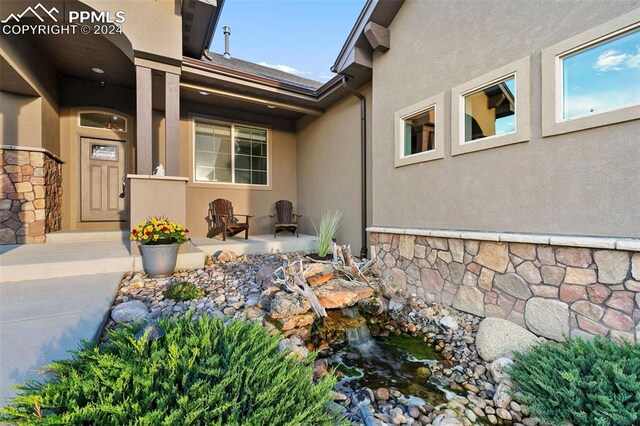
235 214 253 218
293 214 303 218
269 214 275 218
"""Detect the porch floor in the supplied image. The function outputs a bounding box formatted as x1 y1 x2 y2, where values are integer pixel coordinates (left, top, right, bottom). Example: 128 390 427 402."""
1 233 317 283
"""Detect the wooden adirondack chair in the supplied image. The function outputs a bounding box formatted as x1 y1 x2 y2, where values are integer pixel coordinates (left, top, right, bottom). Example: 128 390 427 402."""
206 199 252 241
270 200 301 238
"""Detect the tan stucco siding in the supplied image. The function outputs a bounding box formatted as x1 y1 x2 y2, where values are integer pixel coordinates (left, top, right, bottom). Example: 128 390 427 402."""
81 0 182 61
0 34 60 154
178 105 298 238
371 0 640 238
296 84 372 250
0 92 42 146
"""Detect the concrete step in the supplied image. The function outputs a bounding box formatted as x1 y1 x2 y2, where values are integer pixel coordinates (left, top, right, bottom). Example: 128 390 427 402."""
1 241 205 283
190 233 318 256
46 230 128 244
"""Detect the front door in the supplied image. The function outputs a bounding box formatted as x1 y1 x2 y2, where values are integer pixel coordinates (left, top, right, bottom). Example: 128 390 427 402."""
80 137 126 221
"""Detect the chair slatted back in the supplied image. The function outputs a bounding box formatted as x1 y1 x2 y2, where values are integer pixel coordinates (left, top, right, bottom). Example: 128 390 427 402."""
275 200 294 224
210 199 236 228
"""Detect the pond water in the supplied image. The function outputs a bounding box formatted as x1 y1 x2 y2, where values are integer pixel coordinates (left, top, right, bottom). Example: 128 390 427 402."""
322 308 450 407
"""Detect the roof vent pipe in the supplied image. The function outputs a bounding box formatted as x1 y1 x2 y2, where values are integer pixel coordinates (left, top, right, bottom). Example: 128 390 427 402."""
223 26 231 59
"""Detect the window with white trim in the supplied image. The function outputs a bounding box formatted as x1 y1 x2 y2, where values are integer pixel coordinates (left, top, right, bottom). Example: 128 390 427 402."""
194 119 268 185
395 92 445 167
542 10 640 136
451 56 530 156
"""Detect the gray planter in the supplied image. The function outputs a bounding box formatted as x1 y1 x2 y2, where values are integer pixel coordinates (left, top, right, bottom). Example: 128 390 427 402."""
139 243 180 278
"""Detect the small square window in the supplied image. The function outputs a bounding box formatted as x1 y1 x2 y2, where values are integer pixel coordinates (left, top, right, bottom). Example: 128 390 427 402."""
452 56 530 156
395 92 445 167
464 76 516 142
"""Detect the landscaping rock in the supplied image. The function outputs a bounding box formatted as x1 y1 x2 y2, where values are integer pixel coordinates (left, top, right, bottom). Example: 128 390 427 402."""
269 294 312 318
111 300 149 324
303 263 335 286
489 357 514 383
439 315 459 330
433 414 463 426
359 296 388 316
525 298 570 341
476 318 539 361
493 380 513 408
256 264 279 289
313 279 374 309
212 250 237 263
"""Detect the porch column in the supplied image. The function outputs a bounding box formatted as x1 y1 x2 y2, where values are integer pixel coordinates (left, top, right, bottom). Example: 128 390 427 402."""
136 65 153 174
165 72 180 176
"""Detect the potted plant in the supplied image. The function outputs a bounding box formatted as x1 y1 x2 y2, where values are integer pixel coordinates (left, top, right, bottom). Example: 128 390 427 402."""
130 217 189 278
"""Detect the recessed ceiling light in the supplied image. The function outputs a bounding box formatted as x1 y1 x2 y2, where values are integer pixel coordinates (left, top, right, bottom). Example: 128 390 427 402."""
267 105 276 109
92 67 104 74
198 91 209 96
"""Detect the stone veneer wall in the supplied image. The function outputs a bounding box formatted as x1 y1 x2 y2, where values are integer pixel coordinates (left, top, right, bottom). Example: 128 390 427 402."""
0 147 63 244
371 232 640 343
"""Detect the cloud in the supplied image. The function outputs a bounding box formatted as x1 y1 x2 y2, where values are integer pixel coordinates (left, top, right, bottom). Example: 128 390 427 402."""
257 62 311 76
564 89 640 118
594 49 628 71
627 47 640 69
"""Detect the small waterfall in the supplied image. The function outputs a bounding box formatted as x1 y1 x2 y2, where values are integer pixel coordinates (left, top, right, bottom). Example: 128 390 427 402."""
341 306 372 347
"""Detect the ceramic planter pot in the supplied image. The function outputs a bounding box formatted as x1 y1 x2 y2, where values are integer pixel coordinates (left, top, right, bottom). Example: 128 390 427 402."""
139 243 180 278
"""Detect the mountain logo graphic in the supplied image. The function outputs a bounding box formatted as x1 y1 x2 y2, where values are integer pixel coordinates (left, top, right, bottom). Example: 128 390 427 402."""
1 3 59 24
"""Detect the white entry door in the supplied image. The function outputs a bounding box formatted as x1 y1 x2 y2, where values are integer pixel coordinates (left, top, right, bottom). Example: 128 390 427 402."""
80 137 126 221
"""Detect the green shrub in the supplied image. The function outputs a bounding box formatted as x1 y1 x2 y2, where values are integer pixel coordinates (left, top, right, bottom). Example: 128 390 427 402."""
164 281 204 301
509 336 640 426
313 209 342 257
2 316 345 426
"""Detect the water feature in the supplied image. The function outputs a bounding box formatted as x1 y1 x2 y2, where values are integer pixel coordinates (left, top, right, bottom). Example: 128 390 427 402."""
323 307 449 406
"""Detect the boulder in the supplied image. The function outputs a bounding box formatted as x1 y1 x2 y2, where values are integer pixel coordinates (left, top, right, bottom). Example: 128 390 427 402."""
269 294 312 318
476 317 539 361
313 279 374 309
111 300 149 324
212 250 237 263
359 296 388 315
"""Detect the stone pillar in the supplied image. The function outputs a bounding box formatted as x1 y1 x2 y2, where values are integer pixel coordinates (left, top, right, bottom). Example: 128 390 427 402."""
0 146 63 244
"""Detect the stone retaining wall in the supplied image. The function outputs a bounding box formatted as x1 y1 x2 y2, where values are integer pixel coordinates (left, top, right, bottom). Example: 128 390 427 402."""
0 147 63 244
371 232 640 342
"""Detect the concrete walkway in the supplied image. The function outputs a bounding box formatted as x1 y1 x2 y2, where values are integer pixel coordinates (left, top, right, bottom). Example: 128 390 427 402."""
0 273 122 407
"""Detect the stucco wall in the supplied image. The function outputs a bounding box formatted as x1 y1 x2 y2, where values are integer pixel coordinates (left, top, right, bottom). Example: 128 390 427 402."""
0 92 42 146
296 84 372 251
179 103 298 238
82 0 182 61
371 0 640 238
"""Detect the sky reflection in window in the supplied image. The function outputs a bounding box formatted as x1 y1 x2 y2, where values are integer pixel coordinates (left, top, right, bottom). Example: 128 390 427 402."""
562 28 640 119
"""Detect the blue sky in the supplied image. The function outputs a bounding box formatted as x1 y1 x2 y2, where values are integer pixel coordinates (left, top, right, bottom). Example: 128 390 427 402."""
209 0 366 83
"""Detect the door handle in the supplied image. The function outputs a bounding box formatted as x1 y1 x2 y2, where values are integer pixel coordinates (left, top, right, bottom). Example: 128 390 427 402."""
119 177 126 198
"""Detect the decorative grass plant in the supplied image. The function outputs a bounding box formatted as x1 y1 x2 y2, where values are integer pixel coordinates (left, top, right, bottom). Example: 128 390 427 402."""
314 209 342 257
1 316 345 425
164 282 204 301
509 336 640 426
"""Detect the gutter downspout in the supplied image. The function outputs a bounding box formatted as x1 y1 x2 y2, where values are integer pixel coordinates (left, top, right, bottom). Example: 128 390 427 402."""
340 77 368 259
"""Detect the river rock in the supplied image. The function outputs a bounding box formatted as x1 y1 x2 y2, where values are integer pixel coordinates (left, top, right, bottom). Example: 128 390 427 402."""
493 380 513 408
313 278 374 309
389 408 407 425
476 317 539 361
489 357 514 383
439 315 459 330
111 300 149 324
433 414 464 426
359 296 388 315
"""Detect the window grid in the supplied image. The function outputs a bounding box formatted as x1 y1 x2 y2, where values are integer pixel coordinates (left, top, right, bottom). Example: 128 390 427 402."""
194 119 268 186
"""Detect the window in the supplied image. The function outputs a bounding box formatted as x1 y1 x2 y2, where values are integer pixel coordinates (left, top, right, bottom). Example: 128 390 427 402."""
451 57 530 156
79 112 126 132
194 118 269 186
395 92 445 167
542 10 640 136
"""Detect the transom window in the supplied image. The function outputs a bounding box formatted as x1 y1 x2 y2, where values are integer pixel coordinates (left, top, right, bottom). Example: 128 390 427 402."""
194 119 268 185
79 112 127 132
561 27 640 120
463 76 516 142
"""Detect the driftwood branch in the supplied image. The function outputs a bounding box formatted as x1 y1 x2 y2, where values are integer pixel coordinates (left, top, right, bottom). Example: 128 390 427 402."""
274 260 327 317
